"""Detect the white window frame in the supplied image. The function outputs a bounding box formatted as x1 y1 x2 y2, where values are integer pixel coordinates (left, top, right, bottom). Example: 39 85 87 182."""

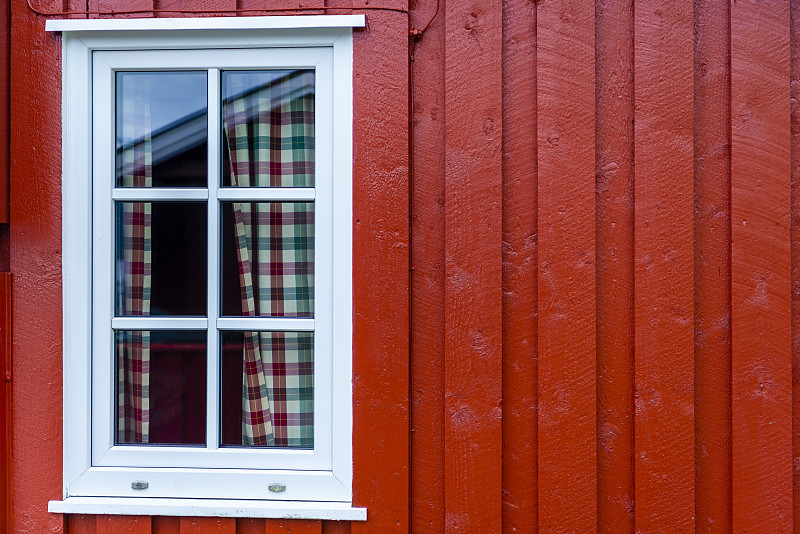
47 15 365 521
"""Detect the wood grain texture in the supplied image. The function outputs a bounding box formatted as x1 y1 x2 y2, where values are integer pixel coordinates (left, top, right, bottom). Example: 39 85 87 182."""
0 275 9 534
320 521 350 534
9 0 66 531
443 0 503 530
500 0 537 531
67 515 97 534
153 516 180 534
350 11 410 534
731 2 793 533
536 0 597 531
409 0 446 532
0 0 8 224
793 1 800 531
633 0 695 532
264 520 321 533
179 517 236 533
694 0 732 532
595 0 634 532
96 516 151 534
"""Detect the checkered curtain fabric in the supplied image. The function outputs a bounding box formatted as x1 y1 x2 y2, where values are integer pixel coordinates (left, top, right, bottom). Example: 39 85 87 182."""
117 75 153 444
224 71 316 448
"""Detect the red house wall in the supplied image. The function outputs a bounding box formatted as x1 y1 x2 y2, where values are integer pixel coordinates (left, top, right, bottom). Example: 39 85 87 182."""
5 0 800 533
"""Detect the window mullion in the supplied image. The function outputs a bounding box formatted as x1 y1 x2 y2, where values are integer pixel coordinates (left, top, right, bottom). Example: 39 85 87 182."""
206 68 222 452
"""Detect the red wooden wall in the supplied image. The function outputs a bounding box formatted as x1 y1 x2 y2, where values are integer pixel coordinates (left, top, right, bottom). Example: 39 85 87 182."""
6 0 800 533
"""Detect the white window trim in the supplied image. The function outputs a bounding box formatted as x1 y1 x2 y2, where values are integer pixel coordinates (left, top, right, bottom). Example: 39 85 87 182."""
48 16 364 520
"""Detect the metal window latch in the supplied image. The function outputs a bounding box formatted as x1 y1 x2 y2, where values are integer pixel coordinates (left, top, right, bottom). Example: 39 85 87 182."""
131 480 149 490
268 483 286 493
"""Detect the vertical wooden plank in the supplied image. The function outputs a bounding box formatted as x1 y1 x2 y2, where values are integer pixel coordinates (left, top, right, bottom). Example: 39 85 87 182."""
10 0 66 531
793 2 800 531
237 518 265 534
536 0 596 531
179 517 236 533
633 0 695 532
443 0 503 529
410 0 446 533
500 0 537 531
694 1 732 532
153 516 181 534
595 0 634 532
265 520 321 533
0 0 8 224
321 522 350 534
0 275 9 534
97 516 151 534
67 515 97 534
350 11 410 534
731 2 793 533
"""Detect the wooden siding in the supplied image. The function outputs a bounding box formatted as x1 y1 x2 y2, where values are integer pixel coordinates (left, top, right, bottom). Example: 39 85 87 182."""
7 0 800 532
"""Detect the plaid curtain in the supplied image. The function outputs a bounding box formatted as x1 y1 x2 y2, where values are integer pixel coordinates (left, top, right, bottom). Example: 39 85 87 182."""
224 71 315 447
116 75 153 444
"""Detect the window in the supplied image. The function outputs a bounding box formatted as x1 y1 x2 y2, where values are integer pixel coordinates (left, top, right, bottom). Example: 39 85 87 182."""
48 16 365 520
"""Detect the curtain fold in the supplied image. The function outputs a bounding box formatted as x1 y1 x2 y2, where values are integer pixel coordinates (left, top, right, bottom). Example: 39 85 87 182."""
224 71 315 448
117 75 153 444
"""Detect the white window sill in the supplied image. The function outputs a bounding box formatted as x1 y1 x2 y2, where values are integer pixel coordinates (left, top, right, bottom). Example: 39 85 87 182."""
48 497 367 521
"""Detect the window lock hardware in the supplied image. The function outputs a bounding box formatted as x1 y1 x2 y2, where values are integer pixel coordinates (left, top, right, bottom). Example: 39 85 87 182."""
131 480 149 490
268 483 286 493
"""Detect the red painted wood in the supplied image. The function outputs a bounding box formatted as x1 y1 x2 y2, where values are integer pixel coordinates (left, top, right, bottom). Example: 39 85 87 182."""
153 516 181 534
96 515 151 534
264 519 321 533
633 0 695 532
731 2 793 533
0 275 9 534
793 2 800 531
595 0 634 532
321 522 349 534
442 0 502 530
179 517 236 533
237 518 265 534
9 0 65 531
0 0 8 224
88 0 153 18
694 1 732 532
350 11 410 534
68 515 97 534
536 0 596 531
500 0 536 532
409 0 445 532
154 0 236 17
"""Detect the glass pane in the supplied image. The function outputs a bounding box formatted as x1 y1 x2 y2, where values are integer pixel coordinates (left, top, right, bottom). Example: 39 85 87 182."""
115 202 207 316
220 331 313 448
222 70 315 187
115 330 207 446
221 202 314 317
116 72 208 187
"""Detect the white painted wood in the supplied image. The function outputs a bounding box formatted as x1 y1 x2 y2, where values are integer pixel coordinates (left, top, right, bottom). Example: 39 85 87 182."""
60 22 355 515
206 68 221 452
46 14 365 32
111 317 209 330
66 467 349 501
216 187 315 202
91 50 117 468
62 29 94 497
49 497 366 521
330 29 355 492
112 188 208 201
216 317 315 331
93 443 330 471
